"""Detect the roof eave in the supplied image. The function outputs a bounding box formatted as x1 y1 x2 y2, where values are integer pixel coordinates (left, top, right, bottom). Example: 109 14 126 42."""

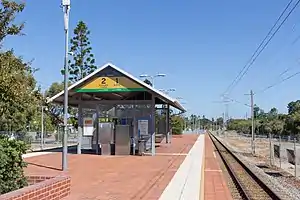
47 62 181 107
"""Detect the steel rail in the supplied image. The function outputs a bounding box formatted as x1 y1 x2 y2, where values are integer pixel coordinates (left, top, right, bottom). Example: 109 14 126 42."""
209 132 282 200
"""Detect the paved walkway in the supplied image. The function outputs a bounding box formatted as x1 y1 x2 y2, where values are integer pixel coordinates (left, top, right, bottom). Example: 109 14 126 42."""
24 134 198 200
203 134 232 200
158 134 204 200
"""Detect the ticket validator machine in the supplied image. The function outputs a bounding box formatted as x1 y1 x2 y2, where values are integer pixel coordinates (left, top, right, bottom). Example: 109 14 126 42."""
82 114 136 155
114 118 133 155
96 122 114 155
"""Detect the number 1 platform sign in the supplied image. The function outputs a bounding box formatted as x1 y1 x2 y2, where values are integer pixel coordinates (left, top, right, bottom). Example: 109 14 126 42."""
76 76 146 93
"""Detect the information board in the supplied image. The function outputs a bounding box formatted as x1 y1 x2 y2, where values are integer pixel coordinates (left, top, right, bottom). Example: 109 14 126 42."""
77 76 146 92
138 119 149 136
83 117 94 136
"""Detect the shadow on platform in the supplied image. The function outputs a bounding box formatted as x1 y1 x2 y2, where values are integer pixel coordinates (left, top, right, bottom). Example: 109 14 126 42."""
26 162 62 171
32 145 98 155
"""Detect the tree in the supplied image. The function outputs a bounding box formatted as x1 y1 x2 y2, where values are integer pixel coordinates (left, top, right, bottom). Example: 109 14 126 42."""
189 114 197 130
28 105 55 134
268 107 278 120
45 82 64 126
171 115 184 135
287 100 300 114
216 117 224 126
0 0 34 193
61 21 96 83
227 102 300 137
0 50 41 132
45 82 79 129
0 0 38 133
182 114 213 131
254 105 260 118
200 116 212 130
227 119 251 134
0 0 25 44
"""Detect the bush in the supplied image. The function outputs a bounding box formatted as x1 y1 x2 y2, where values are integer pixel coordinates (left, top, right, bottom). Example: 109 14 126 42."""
171 115 184 135
0 135 28 194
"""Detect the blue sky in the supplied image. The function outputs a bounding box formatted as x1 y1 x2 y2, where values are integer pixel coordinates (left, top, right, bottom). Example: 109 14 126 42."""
3 0 300 119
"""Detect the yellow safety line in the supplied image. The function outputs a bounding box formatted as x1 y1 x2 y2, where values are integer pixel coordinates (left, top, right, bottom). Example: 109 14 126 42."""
200 135 205 200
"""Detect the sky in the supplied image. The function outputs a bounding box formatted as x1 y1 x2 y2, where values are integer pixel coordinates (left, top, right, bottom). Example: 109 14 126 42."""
3 0 300 119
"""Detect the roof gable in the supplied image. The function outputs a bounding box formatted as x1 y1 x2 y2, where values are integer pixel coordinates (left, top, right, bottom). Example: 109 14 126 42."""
47 63 185 111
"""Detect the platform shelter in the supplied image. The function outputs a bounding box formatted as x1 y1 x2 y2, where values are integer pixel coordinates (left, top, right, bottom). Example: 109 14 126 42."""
48 63 185 156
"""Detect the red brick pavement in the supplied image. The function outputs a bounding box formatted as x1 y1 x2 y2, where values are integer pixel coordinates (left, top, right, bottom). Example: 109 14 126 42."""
24 134 198 200
203 134 232 200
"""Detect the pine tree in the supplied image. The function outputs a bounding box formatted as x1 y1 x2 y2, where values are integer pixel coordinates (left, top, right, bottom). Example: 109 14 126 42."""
61 21 96 82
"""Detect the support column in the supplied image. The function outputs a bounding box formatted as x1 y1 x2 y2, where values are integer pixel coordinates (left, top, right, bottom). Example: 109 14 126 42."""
77 103 83 154
151 94 156 156
166 104 170 144
96 105 100 155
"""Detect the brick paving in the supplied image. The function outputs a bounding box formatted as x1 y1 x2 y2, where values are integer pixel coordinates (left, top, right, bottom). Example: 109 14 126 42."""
204 134 233 200
24 134 198 200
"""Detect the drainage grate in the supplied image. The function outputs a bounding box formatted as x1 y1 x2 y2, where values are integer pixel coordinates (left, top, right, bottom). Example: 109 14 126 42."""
241 152 253 157
265 171 283 177
256 164 269 169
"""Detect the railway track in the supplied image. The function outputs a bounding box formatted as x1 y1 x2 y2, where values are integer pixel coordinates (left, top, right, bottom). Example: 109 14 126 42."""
209 133 282 200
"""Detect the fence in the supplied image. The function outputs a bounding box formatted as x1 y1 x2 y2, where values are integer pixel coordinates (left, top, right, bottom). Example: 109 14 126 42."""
218 130 300 178
227 132 298 141
0 128 78 152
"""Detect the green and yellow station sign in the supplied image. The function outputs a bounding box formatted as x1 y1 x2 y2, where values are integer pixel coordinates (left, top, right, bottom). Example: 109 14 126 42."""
76 76 146 93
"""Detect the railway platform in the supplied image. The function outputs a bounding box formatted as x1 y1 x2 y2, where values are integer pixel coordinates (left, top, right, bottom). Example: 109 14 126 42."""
21 133 233 200
160 132 232 200
203 133 233 200
24 134 198 200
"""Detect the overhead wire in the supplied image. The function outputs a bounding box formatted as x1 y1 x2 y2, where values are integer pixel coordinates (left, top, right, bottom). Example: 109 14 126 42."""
228 0 300 95
224 96 251 107
256 16 300 91
255 70 300 94
262 20 300 69
219 94 251 108
222 0 298 96
222 0 294 95
270 64 298 83
290 18 300 44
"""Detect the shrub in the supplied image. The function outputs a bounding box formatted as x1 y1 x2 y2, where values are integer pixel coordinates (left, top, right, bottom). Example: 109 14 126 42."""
171 115 184 135
0 135 28 194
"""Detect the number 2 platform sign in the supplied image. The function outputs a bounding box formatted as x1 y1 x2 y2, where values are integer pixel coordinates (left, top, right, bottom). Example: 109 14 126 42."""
76 76 146 93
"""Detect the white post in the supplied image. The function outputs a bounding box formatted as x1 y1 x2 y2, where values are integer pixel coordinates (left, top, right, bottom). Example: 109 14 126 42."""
151 94 156 156
294 137 297 177
77 103 82 154
279 135 281 168
251 90 255 155
62 0 71 171
269 133 272 166
41 106 44 150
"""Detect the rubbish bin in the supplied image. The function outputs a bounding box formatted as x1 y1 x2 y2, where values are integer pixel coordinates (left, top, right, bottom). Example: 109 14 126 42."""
138 139 145 156
110 142 115 155
98 144 101 155
130 137 136 155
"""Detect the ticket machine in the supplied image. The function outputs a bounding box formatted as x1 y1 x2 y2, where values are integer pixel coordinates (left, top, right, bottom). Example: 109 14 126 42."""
114 118 133 155
81 115 141 155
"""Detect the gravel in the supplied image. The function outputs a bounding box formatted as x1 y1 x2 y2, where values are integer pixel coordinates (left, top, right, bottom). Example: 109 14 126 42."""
215 132 300 200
